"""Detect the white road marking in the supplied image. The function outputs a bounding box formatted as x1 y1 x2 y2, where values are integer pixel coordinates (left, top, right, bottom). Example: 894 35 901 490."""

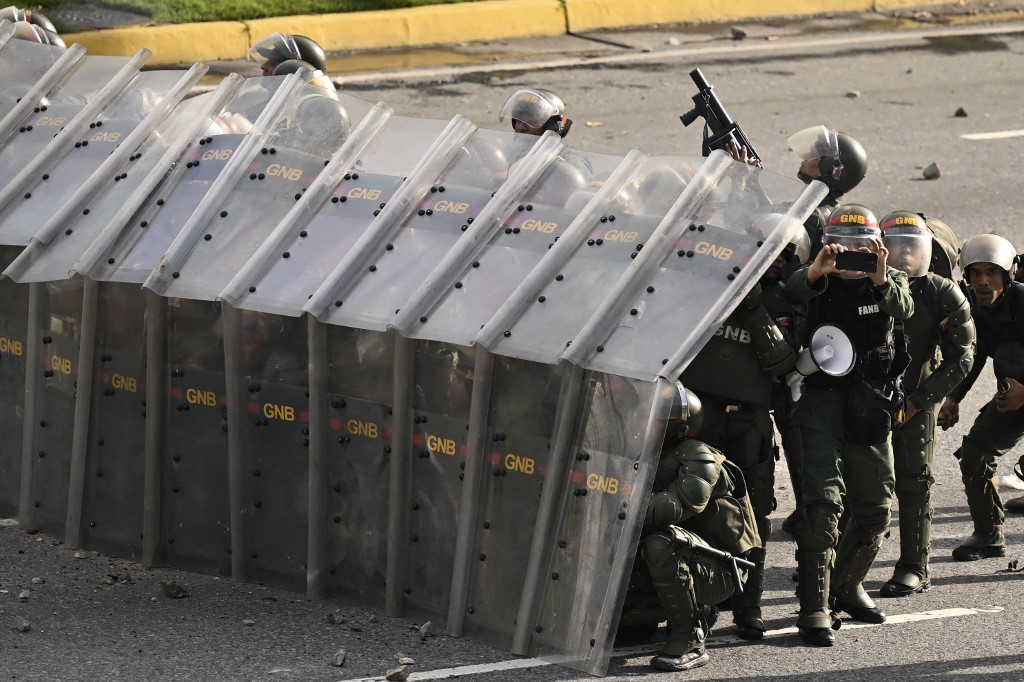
960 130 1024 140
339 606 1000 681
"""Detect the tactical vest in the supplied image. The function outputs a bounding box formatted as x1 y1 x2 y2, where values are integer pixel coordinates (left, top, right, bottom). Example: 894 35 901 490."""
985 282 1024 380
684 457 761 556
681 309 774 408
805 276 895 390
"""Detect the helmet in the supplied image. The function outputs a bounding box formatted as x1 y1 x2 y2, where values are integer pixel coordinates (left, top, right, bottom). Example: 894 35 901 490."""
880 210 932 278
272 59 336 93
960 234 1018 282
919 214 959 279
38 26 63 47
25 9 56 33
823 204 879 279
249 33 326 73
3 18 46 43
0 7 26 22
788 125 867 198
499 88 573 138
662 380 703 440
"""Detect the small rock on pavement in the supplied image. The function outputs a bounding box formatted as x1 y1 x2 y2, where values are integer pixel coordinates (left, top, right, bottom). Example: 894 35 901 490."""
327 611 346 624
385 665 411 681
14 616 30 632
665 36 680 46
242 619 256 626
419 621 437 638
330 649 347 667
730 27 747 40
30 577 44 585
17 590 30 601
73 550 88 559
846 90 861 98
160 581 189 599
923 162 942 180
955 107 968 117
398 657 416 666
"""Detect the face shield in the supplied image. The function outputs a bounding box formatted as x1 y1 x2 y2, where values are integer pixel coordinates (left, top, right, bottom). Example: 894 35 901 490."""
248 33 300 73
499 89 561 133
883 228 932 278
823 224 880 279
787 125 840 161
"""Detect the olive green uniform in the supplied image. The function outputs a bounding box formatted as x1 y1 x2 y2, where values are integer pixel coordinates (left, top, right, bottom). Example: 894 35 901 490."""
949 281 1024 545
890 274 974 583
785 266 913 629
680 285 796 632
638 439 761 657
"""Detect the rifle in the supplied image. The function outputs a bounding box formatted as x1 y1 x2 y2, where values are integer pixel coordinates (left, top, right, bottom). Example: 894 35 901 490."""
669 527 755 595
680 68 760 163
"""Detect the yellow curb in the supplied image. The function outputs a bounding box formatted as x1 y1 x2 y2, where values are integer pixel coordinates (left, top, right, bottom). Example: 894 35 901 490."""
62 0 958 67
564 0 930 32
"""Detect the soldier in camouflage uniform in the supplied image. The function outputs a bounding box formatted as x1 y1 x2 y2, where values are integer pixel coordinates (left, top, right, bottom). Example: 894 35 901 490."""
877 212 975 596
938 234 1024 560
636 381 762 671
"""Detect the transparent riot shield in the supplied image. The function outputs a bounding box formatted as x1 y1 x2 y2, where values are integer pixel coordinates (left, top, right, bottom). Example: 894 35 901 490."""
75 281 148 559
159 299 231 576
562 155 829 381
3 80 245 284
144 88 372 301
457 357 562 645
399 340 476 624
81 75 303 285
0 51 150 213
526 375 665 675
480 154 699 365
0 65 206 247
234 312 310 592
322 326 394 607
306 127 552 331
0 245 28 516
222 113 465 317
0 36 72 120
22 278 85 536
395 146 624 345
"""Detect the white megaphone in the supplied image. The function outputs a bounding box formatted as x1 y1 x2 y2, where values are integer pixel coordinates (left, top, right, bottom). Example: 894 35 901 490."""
787 324 856 401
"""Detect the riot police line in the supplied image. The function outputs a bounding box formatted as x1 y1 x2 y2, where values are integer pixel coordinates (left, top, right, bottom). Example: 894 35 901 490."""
2 21 1020 677
0 25 836 677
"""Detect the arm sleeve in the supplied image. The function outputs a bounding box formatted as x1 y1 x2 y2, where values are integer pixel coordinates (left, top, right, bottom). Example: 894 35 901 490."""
666 440 722 518
911 279 976 407
784 264 827 303
951 352 987 403
876 267 914 320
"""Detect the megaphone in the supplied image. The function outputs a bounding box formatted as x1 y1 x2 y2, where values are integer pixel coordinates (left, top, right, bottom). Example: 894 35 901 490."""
787 324 856 400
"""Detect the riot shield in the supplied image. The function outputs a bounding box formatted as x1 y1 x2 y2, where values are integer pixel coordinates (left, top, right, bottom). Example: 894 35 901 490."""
0 36 71 120
235 312 310 592
0 51 150 215
23 278 85 536
321 325 395 606
306 127 547 331
526 375 665 675
457 357 561 645
159 299 231 576
222 113 464 317
76 281 148 559
3 81 245 284
81 75 304 285
562 155 829 381
0 245 28 516
479 153 696 365
395 146 624 345
144 87 372 301
0 66 206 249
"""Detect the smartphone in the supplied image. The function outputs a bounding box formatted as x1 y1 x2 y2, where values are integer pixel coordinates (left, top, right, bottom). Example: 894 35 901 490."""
835 250 878 273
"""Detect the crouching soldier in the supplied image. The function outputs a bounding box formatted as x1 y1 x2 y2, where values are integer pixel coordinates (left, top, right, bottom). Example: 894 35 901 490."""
634 382 762 671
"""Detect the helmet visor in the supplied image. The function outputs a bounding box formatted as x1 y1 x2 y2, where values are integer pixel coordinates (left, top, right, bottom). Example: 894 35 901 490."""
248 33 300 65
0 7 27 22
499 89 560 129
883 231 932 278
787 125 840 161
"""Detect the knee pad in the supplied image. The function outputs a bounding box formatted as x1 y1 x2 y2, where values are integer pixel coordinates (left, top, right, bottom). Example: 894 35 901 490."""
642 533 678 578
959 441 998 482
894 471 930 500
798 504 838 552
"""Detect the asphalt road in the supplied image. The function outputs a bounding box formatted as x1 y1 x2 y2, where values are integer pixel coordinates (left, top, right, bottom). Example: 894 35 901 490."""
5 12 1024 682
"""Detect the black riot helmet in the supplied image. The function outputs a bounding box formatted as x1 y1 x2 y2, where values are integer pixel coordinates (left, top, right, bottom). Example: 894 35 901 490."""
788 125 867 199
249 32 327 74
661 380 704 446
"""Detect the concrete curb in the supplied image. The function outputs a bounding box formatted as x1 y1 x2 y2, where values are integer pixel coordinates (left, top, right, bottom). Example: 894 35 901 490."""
63 0 940 67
